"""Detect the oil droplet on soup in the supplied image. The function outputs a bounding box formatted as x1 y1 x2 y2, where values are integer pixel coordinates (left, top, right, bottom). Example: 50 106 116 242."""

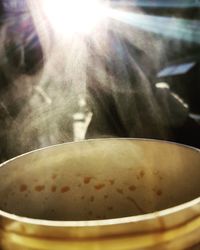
61 186 70 193
35 185 45 192
20 184 28 192
94 184 105 190
83 177 92 184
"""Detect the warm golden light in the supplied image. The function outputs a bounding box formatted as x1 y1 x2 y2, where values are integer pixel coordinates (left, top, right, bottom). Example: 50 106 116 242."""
42 0 109 35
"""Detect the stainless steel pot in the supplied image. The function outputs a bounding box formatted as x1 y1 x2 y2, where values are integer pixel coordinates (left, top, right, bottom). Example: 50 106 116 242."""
0 139 199 249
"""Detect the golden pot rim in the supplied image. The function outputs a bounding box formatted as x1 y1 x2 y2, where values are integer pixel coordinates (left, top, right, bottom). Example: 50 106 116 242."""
0 196 200 227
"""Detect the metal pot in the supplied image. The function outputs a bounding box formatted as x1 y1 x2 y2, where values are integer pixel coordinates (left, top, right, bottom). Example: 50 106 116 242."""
0 139 199 249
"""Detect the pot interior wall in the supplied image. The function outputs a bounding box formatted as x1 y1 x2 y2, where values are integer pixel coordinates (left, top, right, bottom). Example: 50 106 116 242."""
0 139 199 221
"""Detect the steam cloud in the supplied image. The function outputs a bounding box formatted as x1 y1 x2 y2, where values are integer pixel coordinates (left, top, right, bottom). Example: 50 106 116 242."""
0 0 198 162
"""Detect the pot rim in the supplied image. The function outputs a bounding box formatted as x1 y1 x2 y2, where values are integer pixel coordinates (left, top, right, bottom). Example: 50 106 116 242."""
0 138 199 228
0 197 199 227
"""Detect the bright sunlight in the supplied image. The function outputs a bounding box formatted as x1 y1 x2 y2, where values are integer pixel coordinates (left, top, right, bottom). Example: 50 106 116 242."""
42 0 109 35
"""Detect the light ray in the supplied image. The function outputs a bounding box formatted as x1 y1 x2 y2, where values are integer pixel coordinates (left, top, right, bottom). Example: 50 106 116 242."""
109 9 200 43
111 0 200 8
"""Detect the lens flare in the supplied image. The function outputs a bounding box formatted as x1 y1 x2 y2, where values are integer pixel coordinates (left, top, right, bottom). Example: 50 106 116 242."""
42 0 109 35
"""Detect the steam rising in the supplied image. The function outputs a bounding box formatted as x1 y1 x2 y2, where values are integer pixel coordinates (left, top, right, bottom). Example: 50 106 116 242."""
0 0 197 161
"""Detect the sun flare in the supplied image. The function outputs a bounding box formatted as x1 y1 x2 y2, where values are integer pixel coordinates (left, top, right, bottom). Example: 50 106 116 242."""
42 0 109 35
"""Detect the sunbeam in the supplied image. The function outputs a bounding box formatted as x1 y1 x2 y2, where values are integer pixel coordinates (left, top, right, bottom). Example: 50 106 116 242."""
109 10 200 43
111 0 200 8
